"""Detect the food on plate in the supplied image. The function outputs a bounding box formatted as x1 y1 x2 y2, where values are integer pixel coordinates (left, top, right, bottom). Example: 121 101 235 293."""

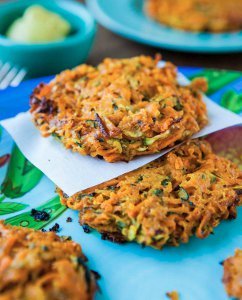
30 55 208 162
6 5 71 43
0 222 97 300
145 0 242 32
166 291 180 300
58 139 242 249
223 249 242 299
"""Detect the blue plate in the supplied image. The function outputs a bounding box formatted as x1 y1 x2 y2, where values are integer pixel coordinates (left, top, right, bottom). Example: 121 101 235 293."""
87 0 242 53
0 68 242 300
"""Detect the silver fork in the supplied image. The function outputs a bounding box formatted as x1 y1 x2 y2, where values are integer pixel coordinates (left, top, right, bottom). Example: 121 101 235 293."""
0 61 27 90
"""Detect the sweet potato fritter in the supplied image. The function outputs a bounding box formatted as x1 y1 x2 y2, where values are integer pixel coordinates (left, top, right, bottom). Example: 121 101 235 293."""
223 249 242 300
166 291 180 300
0 222 96 300
30 55 208 162
58 139 242 249
146 0 242 32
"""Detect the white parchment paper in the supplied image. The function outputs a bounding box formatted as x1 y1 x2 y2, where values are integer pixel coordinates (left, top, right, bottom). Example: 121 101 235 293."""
1 72 241 196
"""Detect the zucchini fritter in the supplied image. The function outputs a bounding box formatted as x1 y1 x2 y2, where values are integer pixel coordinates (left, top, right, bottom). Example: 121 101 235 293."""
146 0 242 32
223 249 242 300
58 139 242 249
30 55 208 162
0 222 96 300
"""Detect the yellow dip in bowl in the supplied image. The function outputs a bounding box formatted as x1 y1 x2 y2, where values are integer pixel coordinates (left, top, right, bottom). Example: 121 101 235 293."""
6 5 71 43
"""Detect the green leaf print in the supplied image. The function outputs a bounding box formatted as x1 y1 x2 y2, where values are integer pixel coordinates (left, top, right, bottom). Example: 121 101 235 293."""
190 69 242 95
0 202 28 215
1 144 43 198
5 196 67 229
0 195 5 203
221 90 242 113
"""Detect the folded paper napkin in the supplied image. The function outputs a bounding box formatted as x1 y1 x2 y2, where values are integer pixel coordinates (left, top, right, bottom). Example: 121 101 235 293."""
1 72 241 196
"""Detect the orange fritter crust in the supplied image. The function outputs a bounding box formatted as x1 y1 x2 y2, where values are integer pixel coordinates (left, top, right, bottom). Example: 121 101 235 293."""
146 0 242 32
58 139 242 249
166 291 180 300
223 249 242 300
0 222 97 300
30 55 208 162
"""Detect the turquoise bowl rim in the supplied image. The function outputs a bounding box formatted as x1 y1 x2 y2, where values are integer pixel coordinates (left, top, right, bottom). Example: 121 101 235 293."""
0 0 96 50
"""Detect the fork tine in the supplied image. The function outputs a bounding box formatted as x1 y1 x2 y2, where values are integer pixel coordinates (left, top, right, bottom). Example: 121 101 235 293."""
0 67 19 90
0 62 11 82
0 61 27 90
10 68 27 87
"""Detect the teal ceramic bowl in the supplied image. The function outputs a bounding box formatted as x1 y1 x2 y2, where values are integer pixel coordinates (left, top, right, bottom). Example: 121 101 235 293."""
0 0 96 77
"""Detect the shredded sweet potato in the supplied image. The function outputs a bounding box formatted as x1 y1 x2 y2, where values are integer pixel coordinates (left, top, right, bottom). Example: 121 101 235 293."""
58 139 242 249
0 222 97 300
166 291 180 300
30 55 208 162
145 0 242 32
223 249 242 300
